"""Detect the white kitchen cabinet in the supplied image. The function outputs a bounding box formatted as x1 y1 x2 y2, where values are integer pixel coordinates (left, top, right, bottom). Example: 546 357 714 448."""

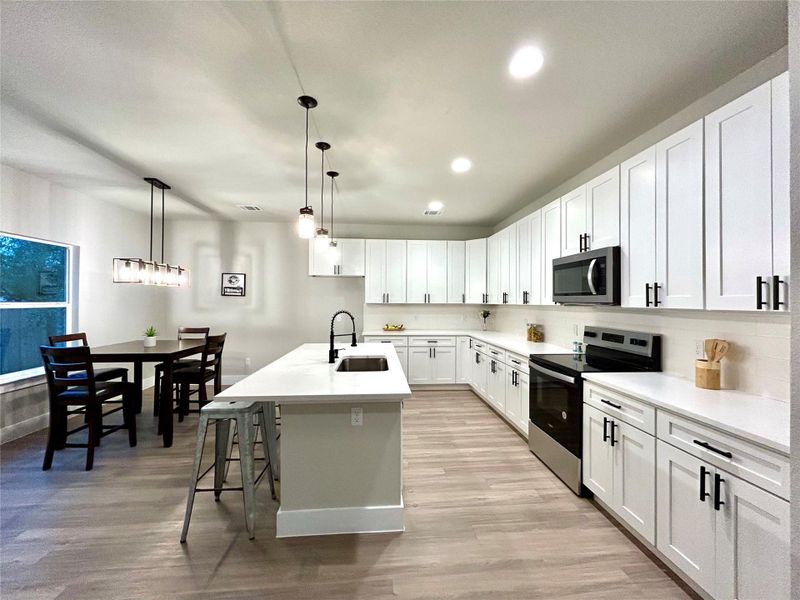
517 371 529 433
612 419 655 543
504 365 528 434
705 77 789 311
471 349 488 397
395 346 408 379
465 238 487 304
430 346 456 383
516 210 541 305
561 184 587 256
447 241 466 304
407 347 432 385
407 343 455 384
656 440 717 594
486 357 505 413
583 404 615 505
406 240 447 304
541 198 561 305
498 224 517 304
486 233 501 304
365 239 407 303
771 72 790 282
456 336 472 384
585 166 620 251
308 238 364 277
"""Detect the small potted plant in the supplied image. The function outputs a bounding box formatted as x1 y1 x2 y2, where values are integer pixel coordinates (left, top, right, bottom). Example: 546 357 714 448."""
479 310 491 331
143 326 158 348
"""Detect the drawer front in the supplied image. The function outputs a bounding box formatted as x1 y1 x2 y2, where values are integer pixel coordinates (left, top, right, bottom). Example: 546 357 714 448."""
505 351 527 370
409 336 456 347
486 345 506 363
364 336 408 349
472 340 487 353
584 383 655 435
657 411 790 501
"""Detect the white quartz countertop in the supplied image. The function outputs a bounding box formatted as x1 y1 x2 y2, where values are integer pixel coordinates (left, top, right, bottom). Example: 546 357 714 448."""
216 343 412 405
582 372 790 455
362 329 569 357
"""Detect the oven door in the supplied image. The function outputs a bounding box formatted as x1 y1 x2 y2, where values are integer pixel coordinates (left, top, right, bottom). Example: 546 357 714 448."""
552 246 619 305
528 361 582 457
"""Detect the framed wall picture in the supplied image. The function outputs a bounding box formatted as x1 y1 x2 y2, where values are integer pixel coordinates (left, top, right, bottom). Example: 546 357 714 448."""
221 272 246 297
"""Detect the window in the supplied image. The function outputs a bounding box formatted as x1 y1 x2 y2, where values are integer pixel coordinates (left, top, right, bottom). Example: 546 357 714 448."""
0 233 75 385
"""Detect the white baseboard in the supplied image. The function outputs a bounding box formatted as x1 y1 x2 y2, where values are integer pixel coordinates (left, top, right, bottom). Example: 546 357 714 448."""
276 502 404 538
0 413 49 445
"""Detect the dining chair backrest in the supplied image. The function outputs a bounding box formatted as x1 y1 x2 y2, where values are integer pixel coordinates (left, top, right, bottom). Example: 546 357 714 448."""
49 332 89 347
178 327 210 341
201 333 227 371
40 345 98 396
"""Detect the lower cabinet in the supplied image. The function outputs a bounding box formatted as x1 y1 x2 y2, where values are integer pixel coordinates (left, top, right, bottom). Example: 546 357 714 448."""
471 350 488 397
456 336 472 384
504 366 528 434
486 358 505 413
656 440 790 600
407 345 456 384
395 346 408 379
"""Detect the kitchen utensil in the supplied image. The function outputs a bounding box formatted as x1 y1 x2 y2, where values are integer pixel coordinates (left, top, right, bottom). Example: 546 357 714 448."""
695 359 721 390
711 340 730 363
704 339 715 361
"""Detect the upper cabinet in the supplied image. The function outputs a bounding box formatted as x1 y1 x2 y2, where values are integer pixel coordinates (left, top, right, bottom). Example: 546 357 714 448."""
515 210 542 305
446 241 466 304
308 238 365 277
705 76 789 311
488 226 517 305
365 239 407 303
406 240 448 303
541 198 562 305
621 121 704 309
465 238 488 304
486 233 501 304
561 166 620 256
560 184 587 256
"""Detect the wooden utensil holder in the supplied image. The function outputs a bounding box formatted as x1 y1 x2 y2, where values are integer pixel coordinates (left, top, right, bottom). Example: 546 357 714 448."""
695 359 721 390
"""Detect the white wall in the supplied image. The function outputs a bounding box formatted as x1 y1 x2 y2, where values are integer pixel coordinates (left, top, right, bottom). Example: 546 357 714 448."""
0 164 169 441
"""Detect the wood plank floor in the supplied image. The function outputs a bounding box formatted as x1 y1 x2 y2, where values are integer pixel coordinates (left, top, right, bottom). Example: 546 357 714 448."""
1 389 693 599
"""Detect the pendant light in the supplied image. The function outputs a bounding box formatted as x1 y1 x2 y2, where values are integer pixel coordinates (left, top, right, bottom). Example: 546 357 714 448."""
327 170 340 258
297 95 318 239
112 178 189 287
315 141 330 238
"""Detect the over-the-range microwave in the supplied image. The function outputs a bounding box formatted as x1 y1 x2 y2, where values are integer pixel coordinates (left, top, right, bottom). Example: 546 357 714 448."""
552 246 620 305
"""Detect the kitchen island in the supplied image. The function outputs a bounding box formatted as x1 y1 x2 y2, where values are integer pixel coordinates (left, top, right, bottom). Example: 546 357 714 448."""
215 342 411 538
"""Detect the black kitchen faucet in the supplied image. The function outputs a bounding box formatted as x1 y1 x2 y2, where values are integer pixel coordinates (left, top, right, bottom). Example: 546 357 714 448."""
329 310 357 363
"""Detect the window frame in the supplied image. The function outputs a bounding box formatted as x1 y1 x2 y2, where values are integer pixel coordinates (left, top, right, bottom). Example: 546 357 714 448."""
0 231 78 390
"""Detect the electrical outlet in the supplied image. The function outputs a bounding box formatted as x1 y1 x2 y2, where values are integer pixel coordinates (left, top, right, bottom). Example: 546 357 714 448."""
694 340 705 359
351 407 363 426
245 357 251 374
573 324 580 337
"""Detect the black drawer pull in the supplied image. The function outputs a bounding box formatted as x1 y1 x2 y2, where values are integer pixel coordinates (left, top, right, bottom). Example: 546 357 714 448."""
600 398 622 410
693 439 732 459
699 466 711 502
610 420 617 447
602 417 609 443
714 473 725 511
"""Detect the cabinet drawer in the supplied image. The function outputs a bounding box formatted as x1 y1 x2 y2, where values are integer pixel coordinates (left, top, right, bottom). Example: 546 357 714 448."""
409 336 456 347
363 336 408 348
471 340 487 352
486 345 506 363
505 351 527 370
584 383 655 435
657 411 790 501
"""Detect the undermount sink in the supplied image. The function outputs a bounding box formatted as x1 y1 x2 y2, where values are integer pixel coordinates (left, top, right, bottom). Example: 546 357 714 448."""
336 356 389 372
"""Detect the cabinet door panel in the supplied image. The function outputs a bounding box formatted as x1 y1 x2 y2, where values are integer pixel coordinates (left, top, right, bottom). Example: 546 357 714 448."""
586 166 620 250
771 72 790 280
516 216 532 304
541 199 561 305
517 372 530 434
487 234 501 304
456 337 471 384
528 211 542 305
406 240 428 303
715 472 790 600
612 421 655 544
309 238 337 276
656 441 716 594
447 241 466 304
471 351 488 397
427 241 448 303
395 347 408 379
504 369 520 425
582 404 614 504
385 240 407 303
365 240 387 303
431 346 456 384
561 184 587 256
656 120 704 309
339 239 365 276
705 81 773 310
465 238 487 303
620 147 657 307
407 347 431 384
487 360 505 413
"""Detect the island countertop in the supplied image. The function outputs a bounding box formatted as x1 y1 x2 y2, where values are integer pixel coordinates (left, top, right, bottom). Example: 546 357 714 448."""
216 343 412 405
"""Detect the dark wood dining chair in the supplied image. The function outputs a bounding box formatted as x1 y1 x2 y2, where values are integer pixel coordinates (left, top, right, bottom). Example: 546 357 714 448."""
40 345 137 471
173 333 227 420
153 327 210 417
49 332 129 383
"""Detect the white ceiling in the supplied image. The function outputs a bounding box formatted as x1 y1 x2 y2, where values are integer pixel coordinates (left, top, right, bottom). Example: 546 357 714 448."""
0 1 787 226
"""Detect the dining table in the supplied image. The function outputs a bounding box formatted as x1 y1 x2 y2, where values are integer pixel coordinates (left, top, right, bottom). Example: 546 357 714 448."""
90 339 206 447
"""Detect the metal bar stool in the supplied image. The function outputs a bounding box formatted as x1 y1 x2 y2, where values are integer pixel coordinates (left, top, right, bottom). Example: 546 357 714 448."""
180 399 276 542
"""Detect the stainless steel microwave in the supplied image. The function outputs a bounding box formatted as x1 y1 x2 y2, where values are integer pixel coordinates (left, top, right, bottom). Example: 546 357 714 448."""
552 246 620 305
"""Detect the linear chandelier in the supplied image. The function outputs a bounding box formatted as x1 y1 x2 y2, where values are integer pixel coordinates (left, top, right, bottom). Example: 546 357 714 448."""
112 177 190 287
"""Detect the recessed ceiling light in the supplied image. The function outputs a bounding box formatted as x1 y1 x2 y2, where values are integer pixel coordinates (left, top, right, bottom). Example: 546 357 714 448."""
509 45 544 79
428 200 444 212
451 157 472 173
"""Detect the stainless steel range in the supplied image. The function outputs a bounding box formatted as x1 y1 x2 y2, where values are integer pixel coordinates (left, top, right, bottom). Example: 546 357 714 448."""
528 326 661 495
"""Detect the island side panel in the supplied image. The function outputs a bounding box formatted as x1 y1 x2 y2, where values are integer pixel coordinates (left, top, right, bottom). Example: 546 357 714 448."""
277 401 403 537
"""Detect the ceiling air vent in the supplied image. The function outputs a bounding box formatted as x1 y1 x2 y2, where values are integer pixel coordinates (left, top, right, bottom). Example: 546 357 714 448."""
237 204 262 212
424 208 443 216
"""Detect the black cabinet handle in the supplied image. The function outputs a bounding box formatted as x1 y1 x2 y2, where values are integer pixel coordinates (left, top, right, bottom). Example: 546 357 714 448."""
610 420 617 446
693 439 733 459
645 283 652 307
714 473 725 511
433 347 436 359
578 234 583 252
462 293 466 304
603 416 610 443
756 276 769 309
700 466 711 502
475 352 479 364
772 275 784 310
600 398 622 410
653 283 661 307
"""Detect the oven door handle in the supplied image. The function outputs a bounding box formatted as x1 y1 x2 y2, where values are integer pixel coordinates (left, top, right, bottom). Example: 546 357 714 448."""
528 361 575 385
587 259 598 295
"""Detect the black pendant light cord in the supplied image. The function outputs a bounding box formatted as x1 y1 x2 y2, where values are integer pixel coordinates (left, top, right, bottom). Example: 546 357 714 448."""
320 148 325 225
330 175 334 239
149 182 154 262
304 107 309 210
161 187 165 264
